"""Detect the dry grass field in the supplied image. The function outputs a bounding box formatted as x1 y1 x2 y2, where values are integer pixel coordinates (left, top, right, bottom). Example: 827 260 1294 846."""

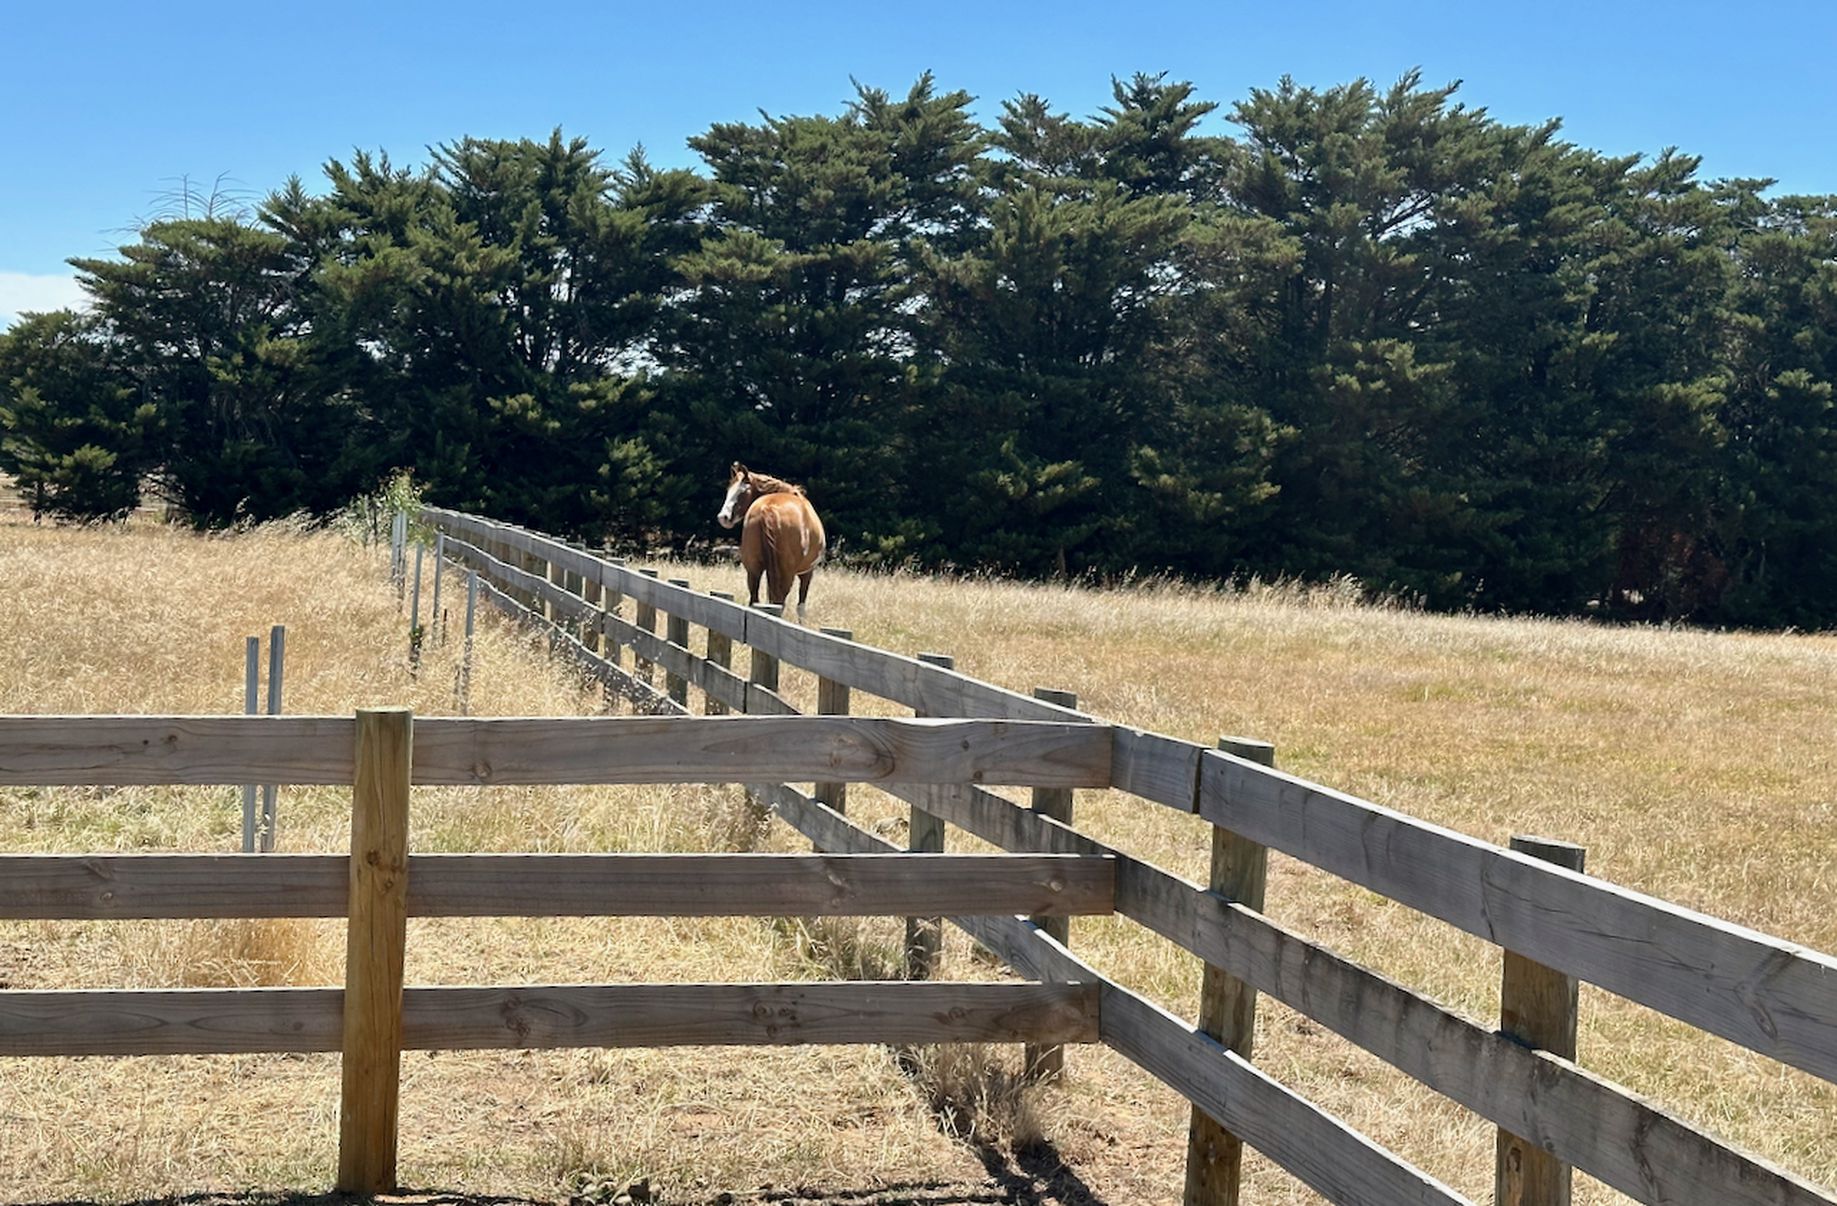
0 514 1832 1205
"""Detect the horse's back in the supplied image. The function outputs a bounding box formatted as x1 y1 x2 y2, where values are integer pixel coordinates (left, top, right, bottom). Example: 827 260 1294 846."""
745 492 823 570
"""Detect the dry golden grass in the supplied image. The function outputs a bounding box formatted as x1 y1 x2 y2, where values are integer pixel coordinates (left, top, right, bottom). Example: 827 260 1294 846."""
0 516 1832 1204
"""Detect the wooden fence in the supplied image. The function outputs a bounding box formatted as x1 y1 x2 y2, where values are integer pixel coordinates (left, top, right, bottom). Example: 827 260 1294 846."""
413 505 1837 1206
0 709 1114 1194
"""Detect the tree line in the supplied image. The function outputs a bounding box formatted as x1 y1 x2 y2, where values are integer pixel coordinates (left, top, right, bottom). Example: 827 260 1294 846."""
3 71 1834 628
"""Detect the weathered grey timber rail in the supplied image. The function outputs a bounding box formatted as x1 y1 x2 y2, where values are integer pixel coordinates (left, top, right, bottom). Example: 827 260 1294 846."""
417 504 1837 1206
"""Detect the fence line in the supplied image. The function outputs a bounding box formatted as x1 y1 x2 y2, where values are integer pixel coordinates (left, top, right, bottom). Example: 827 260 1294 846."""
0 708 1118 1193
417 504 1837 1206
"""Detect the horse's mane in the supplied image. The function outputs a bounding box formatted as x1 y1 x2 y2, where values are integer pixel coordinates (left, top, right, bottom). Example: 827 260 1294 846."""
748 471 805 497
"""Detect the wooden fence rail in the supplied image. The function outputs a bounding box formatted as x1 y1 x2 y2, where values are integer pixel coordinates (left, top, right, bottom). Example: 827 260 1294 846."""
417 505 1837 1206
0 708 1115 1194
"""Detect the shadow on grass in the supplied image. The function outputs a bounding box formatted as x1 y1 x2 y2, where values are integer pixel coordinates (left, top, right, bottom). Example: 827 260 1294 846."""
18 1195 552 1206
22 1166 1110 1206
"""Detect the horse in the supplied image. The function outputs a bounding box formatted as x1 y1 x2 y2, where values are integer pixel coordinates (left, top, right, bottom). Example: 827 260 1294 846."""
716 463 826 622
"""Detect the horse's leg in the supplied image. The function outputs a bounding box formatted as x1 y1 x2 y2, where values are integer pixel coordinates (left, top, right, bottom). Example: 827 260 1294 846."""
745 564 763 607
796 570 814 624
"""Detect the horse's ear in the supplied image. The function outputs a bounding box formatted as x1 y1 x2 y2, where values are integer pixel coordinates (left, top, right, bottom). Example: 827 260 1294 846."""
732 461 747 477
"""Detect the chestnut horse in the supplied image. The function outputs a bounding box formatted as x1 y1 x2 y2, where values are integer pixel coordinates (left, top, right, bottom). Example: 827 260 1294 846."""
716 463 826 622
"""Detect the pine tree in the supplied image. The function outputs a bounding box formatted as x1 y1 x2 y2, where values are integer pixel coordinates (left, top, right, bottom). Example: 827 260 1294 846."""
0 310 153 522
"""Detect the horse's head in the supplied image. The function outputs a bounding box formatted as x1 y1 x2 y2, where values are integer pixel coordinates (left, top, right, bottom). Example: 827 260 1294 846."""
717 462 755 530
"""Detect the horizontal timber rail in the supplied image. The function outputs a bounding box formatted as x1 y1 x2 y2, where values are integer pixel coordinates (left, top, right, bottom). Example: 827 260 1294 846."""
0 714 1111 788
0 852 1114 920
411 507 1837 1206
0 981 1099 1057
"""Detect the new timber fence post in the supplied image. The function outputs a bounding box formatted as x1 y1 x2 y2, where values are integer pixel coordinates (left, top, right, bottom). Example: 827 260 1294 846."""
337 707 412 1195
1496 835 1587 1206
1184 735 1276 1206
1025 685 1078 1081
907 652 953 983
666 579 692 707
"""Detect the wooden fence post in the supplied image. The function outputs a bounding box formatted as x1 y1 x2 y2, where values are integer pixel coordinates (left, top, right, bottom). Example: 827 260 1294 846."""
635 569 660 689
1496 835 1587 1206
742 603 784 817
906 652 953 982
812 627 853 823
522 548 545 616
543 550 564 625
581 547 603 655
563 543 587 645
1025 685 1078 1081
666 579 692 707
705 591 735 715
747 603 782 702
337 707 413 1195
1184 735 1276 1206
600 556 626 675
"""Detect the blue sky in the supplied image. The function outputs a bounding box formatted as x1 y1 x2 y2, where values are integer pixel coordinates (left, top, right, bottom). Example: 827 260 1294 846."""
4 0 1834 325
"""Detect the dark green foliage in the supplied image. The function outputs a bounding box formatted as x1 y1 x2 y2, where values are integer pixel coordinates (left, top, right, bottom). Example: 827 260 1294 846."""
7 71 1837 628
0 310 152 522
69 217 368 526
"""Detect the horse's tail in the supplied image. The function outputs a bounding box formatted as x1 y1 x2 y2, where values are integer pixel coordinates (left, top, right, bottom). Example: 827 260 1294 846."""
761 508 795 604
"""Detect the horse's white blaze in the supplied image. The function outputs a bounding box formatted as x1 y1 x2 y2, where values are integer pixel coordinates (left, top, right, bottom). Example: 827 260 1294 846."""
717 479 749 529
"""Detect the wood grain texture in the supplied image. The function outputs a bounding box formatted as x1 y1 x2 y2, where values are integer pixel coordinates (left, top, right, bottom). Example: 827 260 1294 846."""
756 736 1449 1206
1026 686 1078 1081
1497 837 1586 1206
813 626 853 818
1111 726 1205 813
666 580 692 706
1186 736 1276 1206
705 597 736 716
902 764 1837 1206
0 987 344 1054
408 715 1110 787
0 853 1111 920
408 853 1113 918
753 783 1090 987
1104 986 1469 1206
1200 751 1837 1085
634 574 659 688
398 981 1098 1050
339 707 412 1194
0 854 348 918
0 983 1096 1055
756 772 1480 1205
906 653 954 984
602 609 701 683
0 716 356 785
